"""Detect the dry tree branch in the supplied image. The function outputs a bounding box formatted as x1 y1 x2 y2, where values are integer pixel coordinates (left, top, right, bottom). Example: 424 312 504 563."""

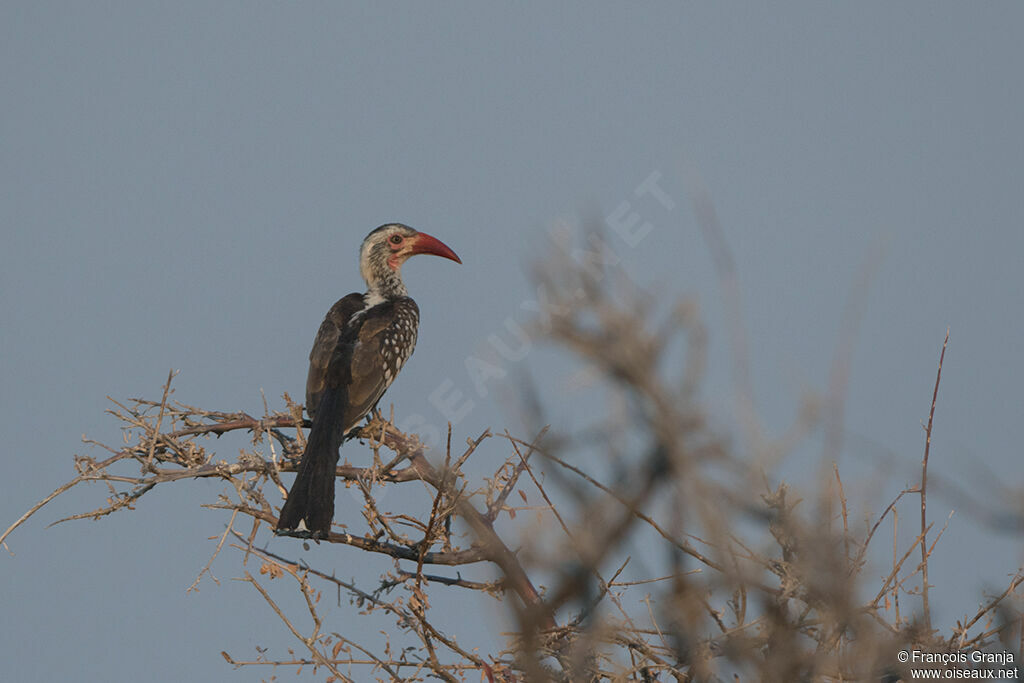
144 369 177 471
7 241 1020 682
188 508 239 591
240 570 354 682
919 329 949 632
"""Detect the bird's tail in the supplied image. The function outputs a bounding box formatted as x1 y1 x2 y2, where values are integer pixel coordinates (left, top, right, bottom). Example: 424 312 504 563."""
276 389 346 538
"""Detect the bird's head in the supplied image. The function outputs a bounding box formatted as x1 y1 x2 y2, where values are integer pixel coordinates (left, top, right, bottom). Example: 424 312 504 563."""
360 223 461 295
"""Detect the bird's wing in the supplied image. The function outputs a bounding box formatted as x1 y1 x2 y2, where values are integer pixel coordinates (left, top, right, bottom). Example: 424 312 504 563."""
306 293 364 419
340 311 399 431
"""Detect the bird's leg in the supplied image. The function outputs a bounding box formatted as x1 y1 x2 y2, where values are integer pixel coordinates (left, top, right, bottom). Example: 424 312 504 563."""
363 408 382 469
362 407 388 469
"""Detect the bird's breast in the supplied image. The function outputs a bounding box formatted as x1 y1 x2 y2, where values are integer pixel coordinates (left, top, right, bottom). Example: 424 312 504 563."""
379 306 419 384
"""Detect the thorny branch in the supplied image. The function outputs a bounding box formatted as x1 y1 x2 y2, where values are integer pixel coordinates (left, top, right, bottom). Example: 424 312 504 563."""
5 249 1021 681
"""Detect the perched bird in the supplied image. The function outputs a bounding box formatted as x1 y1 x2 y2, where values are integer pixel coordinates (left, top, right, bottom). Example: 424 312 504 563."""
276 223 461 538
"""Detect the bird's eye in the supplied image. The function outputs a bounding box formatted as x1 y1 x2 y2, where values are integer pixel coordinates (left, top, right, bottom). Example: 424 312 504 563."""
390 234 403 245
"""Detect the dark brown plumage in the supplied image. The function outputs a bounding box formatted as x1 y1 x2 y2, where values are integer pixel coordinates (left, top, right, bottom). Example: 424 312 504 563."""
276 223 460 538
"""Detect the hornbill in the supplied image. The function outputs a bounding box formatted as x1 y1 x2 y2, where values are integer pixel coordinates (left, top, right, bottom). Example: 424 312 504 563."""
276 223 461 538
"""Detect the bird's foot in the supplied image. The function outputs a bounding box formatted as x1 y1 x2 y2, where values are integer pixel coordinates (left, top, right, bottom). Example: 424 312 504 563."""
273 526 328 541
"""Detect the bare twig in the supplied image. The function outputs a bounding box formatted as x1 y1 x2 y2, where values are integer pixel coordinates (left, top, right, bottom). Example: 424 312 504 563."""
920 330 949 631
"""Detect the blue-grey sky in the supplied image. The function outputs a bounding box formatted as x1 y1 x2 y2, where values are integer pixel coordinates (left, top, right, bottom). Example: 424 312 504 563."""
3 3 1022 681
